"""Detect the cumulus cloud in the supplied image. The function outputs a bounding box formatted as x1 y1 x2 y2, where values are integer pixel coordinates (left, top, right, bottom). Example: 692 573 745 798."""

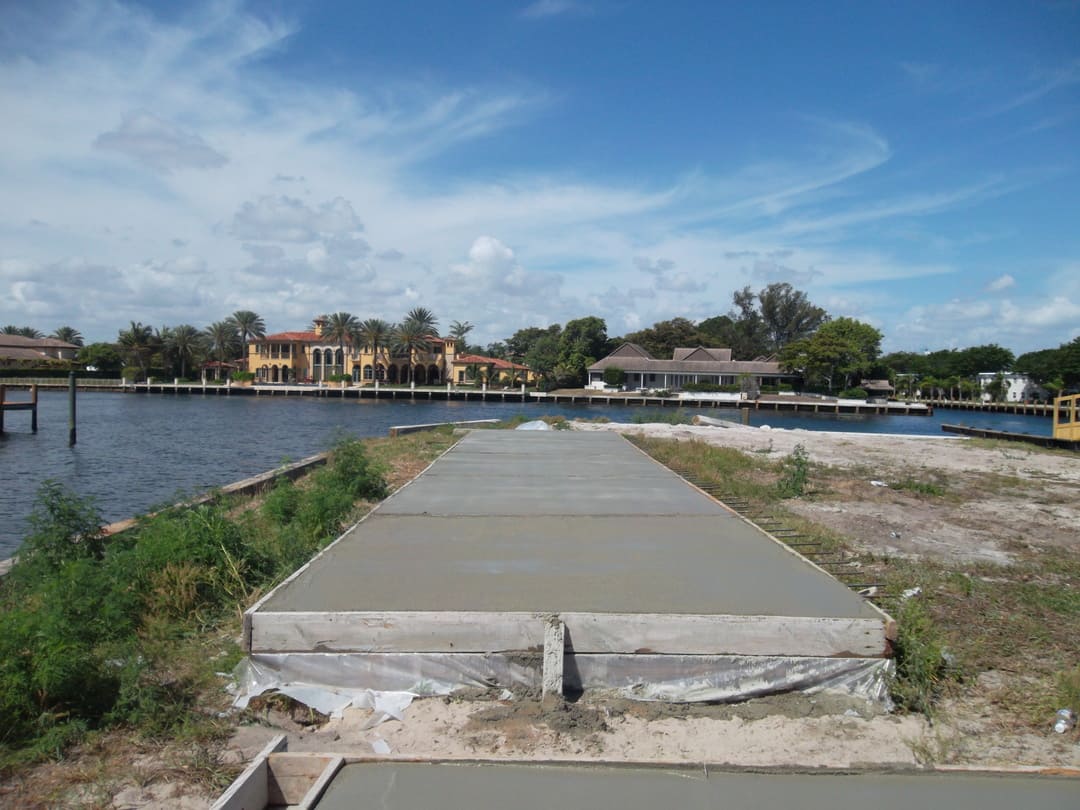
231 196 363 243
93 111 228 172
987 273 1015 292
450 236 562 298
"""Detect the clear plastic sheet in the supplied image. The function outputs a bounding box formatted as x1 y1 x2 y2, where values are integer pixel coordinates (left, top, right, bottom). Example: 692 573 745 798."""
231 652 893 711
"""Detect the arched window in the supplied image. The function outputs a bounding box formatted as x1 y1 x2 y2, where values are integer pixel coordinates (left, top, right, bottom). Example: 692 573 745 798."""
375 364 385 381
363 364 373 380
313 348 322 366
335 348 344 366
387 364 398 383
428 364 440 384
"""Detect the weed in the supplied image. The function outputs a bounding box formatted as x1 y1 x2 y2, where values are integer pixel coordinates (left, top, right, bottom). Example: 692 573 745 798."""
892 478 946 497
890 594 950 717
776 444 810 498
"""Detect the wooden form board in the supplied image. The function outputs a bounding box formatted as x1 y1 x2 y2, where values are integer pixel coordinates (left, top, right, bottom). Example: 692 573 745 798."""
211 735 344 810
248 610 893 658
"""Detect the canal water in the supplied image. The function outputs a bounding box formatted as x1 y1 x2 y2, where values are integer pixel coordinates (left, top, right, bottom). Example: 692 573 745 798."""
0 391 1053 558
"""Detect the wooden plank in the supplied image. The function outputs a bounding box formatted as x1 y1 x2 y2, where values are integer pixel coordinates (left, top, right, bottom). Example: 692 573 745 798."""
250 611 546 653
250 611 889 657
563 613 890 658
211 734 286 810
297 755 344 809
542 616 564 700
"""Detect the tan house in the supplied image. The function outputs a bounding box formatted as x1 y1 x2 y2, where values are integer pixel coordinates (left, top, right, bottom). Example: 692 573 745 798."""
0 335 80 366
587 343 798 392
247 318 457 385
450 353 536 386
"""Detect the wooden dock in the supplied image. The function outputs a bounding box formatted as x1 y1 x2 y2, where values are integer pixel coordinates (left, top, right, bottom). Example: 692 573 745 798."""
0 384 38 433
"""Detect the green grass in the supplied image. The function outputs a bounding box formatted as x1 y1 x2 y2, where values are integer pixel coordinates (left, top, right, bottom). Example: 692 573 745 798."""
891 478 947 497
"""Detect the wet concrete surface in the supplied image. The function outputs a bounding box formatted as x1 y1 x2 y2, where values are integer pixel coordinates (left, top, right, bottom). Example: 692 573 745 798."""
259 431 879 618
314 762 1079 810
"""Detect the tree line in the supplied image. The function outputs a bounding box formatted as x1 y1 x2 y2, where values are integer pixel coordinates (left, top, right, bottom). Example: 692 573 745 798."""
6 282 1078 395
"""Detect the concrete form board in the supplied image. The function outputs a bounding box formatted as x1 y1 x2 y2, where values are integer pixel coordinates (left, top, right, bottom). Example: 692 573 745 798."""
313 763 1079 810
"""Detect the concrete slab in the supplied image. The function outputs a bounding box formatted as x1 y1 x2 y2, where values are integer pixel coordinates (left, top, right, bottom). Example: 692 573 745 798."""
260 431 876 618
313 763 1080 810
246 431 893 692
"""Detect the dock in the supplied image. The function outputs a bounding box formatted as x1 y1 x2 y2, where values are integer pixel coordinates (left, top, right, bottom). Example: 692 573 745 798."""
240 430 894 704
0 383 38 433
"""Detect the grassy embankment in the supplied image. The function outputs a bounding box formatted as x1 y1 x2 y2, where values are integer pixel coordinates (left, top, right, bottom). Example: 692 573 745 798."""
629 434 1080 734
0 428 457 799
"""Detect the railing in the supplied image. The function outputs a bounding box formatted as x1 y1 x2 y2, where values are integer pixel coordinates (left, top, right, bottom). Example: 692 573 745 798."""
0 377 122 387
1053 393 1080 441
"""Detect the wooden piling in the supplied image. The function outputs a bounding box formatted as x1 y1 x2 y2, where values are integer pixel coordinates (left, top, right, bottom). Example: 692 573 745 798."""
68 373 76 445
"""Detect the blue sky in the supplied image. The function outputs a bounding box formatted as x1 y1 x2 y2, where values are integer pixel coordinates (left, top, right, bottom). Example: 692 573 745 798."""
1 0 1078 355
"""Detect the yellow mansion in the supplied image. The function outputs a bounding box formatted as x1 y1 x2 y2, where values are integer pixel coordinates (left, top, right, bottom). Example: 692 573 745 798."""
247 317 457 385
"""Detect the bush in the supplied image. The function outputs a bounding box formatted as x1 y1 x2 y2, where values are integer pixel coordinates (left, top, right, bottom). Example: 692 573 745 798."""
327 373 351 383
0 439 389 763
602 366 626 387
840 387 868 399
776 444 810 497
230 370 255 382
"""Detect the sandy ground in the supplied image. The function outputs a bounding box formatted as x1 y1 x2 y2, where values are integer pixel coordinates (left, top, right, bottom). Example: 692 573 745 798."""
23 421 1077 808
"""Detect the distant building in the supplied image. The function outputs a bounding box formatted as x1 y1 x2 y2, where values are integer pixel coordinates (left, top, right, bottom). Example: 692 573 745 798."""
246 317 456 384
0 335 79 365
976 372 1047 402
586 343 798 392
451 353 536 385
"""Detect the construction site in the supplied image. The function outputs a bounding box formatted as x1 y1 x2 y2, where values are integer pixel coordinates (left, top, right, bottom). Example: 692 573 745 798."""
215 428 1076 808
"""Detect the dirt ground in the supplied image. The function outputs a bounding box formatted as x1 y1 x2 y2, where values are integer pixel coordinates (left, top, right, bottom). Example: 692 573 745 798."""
10 421 1078 808
208 421 1078 784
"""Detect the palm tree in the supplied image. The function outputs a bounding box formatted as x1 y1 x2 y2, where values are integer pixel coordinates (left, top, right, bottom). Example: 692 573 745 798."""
50 326 84 346
405 307 438 336
393 319 431 384
448 320 473 352
323 312 359 378
203 320 240 366
357 318 391 381
164 324 203 379
118 321 155 377
2 325 44 338
227 310 266 370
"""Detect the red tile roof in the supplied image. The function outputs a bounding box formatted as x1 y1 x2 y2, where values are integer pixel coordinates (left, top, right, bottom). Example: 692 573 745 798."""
263 331 323 342
454 353 530 370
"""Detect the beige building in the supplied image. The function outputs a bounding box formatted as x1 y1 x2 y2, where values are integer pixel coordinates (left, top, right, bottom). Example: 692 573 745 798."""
587 343 798 392
247 318 456 385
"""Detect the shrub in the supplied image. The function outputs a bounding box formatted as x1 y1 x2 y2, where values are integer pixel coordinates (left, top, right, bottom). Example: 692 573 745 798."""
230 370 255 382
840 387 868 399
602 366 626 387
776 444 810 497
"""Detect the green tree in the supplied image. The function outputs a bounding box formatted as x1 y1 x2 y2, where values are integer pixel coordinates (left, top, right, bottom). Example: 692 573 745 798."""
393 319 431 384
952 344 1014 378
556 316 609 387
779 317 882 393
404 307 439 336
621 317 701 358
357 318 392 377
76 342 123 373
50 326 84 346
227 310 266 367
523 328 562 390
323 312 359 377
163 324 203 379
2 325 44 338
603 366 627 387
202 320 240 364
448 320 473 352
758 282 829 353
117 321 155 377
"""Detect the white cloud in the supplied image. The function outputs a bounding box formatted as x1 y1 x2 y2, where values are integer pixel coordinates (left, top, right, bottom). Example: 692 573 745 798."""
231 196 363 243
450 236 563 299
520 0 588 19
987 274 1015 292
93 111 228 172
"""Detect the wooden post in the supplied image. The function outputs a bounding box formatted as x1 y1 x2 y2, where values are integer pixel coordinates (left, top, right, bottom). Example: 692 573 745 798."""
0 383 5 433
31 384 38 433
67 374 75 444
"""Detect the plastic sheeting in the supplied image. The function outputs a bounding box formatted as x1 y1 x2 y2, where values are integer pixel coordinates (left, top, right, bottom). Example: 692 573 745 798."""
230 652 894 710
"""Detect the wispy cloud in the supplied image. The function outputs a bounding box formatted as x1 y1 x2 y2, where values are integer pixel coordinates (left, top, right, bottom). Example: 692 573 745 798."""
520 0 590 20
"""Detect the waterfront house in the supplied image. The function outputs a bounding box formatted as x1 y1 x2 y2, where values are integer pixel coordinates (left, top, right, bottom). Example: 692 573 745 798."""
247 317 457 384
586 343 798 392
0 335 80 366
976 372 1047 403
450 353 536 386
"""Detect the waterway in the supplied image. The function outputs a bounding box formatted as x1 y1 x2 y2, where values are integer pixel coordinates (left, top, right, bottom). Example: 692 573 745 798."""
0 391 1053 558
